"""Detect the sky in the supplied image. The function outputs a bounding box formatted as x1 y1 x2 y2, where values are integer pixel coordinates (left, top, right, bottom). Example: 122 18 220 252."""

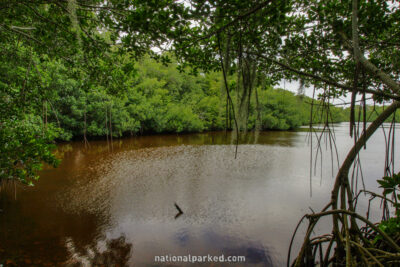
278 79 378 107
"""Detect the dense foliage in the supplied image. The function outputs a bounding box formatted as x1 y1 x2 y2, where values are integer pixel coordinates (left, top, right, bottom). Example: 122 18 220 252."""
28 54 349 140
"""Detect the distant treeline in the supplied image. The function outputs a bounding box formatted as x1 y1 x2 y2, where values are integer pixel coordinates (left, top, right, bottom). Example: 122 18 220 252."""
6 51 394 143
37 56 355 140
342 105 400 124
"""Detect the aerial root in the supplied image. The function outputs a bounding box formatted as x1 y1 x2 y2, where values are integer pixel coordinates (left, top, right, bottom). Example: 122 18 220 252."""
289 209 400 267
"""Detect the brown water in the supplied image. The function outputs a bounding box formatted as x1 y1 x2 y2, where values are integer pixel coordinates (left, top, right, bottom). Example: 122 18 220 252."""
0 123 398 266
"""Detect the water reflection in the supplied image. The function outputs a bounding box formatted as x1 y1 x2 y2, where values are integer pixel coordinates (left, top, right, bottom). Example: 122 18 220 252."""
1 126 399 266
65 236 132 267
53 131 299 158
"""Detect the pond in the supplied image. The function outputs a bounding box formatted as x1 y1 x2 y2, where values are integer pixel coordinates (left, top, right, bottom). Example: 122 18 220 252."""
0 122 398 266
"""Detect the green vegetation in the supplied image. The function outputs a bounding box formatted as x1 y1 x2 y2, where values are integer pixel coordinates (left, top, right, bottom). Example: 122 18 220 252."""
1 45 349 143
369 173 400 259
377 173 400 217
344 105 400 123
0 115 60 185
45 55 350 139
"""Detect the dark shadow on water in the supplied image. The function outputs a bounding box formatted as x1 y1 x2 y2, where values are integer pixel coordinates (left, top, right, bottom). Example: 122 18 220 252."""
209 232 276 267
170 229 277 266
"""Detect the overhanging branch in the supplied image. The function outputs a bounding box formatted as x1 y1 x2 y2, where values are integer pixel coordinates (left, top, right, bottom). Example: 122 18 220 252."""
190 1 273 42
249 52 400 101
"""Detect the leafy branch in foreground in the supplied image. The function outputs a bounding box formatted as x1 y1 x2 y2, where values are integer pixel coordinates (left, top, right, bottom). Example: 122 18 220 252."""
378 173 400 217
0 115 60 186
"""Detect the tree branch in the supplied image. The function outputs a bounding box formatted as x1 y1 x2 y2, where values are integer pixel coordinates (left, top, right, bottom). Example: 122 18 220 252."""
339 2 400 96
193 1 273 42
0 24 42 44
250 52 400 101
307 209 400 252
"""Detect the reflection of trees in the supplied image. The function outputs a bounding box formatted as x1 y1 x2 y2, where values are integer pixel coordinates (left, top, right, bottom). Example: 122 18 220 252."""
53 144 73 160
53 131 298 161
65 236 132 267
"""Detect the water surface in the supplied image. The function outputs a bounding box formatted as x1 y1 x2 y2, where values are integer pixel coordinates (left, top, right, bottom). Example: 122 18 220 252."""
0 123 398 266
